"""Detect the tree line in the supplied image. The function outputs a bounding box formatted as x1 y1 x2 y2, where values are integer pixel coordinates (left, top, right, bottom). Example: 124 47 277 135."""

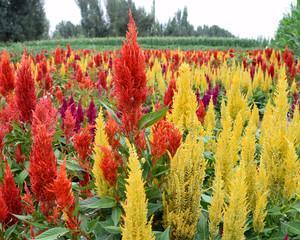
0 0 235 42
54 0 235 38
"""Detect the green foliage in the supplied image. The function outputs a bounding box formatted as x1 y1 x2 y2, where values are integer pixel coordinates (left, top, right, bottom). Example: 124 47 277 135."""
0 0 48 42
0 36 269 54
52 21 82 39
273 1 300 56
75 0 108 37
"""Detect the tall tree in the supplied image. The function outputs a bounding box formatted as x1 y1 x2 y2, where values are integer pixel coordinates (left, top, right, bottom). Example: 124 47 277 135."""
0 0 48 41
75 0 108 37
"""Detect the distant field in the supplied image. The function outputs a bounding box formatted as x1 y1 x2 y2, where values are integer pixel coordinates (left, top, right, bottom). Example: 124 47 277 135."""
0 36 269 53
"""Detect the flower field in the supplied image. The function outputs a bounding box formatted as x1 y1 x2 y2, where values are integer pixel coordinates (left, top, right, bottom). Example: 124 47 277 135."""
0 13 300 240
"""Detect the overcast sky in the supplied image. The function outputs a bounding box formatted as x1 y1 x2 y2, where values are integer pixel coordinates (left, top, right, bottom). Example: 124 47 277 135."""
45 0 296 39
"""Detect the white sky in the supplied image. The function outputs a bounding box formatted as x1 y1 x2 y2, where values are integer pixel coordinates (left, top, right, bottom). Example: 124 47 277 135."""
45 0 296 39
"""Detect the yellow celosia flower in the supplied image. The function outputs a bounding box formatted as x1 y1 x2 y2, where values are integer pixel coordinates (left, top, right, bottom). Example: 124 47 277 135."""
226 72 249 122
288 107 300 148
121 141 154 240
253 168 268 233
204 98 215 136
240 114 257 209
163 132 206 240
223 167 248 240
208 165 225 239
167 63 199 132
92 107 113 197
283 141 300 199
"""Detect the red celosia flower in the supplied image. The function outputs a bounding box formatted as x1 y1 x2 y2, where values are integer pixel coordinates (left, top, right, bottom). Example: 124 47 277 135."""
50 160 79 230
51 160 75 211
105 113 120 149
196 100 206 124
135 130 147 152
164 78 177 108
73 126 93 164
0 161 23 225
100 146 119 186
0 50 15 98
22 183 34 215
32 97 57 137
15 55 37 123
151 120 182 161
55 86 63 104
30 124 57 204
15 144 26 164
113 11 147 134
63 108 76 142
0 192 8 225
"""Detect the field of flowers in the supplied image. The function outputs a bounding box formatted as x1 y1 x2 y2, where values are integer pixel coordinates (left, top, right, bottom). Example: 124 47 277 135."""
0 13 300 240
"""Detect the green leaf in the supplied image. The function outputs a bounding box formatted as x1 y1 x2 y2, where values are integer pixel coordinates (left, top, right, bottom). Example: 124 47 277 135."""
12 214 47 229
196 212 209 240
138 107 168 130
35 227 69 240
148 202 162 217
57 159 84 172
16 169 28 185
80 197 116 209
282 221 300 235
201 194 212 204
111 207 122 226
156 226 170 240
100 100 121 125
4 224 17 239
103 226 121 234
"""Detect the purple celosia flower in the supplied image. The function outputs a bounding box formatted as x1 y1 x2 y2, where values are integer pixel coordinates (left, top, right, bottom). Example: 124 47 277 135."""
75 103 84 132
86 99 97 125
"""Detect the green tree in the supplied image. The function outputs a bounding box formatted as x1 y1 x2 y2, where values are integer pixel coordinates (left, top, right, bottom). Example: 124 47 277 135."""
0 0 48 41
75 0 108 37
53 21 82 39
273 0 300 56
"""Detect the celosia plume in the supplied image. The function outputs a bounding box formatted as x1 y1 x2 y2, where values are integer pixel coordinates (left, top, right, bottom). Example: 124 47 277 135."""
0 50 15 97
15 55 37 123
0 161 23 225
113 11 147 134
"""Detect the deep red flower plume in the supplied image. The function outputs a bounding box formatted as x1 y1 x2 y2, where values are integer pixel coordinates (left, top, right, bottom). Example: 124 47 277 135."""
15 55 37 123
32 97 57 137
164 78 177 108
113 11 147 134
63 108 76 142
0 161 23 225
196 100 206 124
0 192 8 225
0 50 15 98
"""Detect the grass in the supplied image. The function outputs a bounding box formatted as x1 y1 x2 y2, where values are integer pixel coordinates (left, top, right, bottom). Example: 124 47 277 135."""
0 36 269 54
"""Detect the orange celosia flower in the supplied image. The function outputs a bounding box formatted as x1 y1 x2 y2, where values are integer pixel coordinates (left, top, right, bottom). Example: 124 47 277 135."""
100 146 119 186
151 120 182 161
30 124 57 204
73 126 93 164
105 113 120 149
51 160 79 230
